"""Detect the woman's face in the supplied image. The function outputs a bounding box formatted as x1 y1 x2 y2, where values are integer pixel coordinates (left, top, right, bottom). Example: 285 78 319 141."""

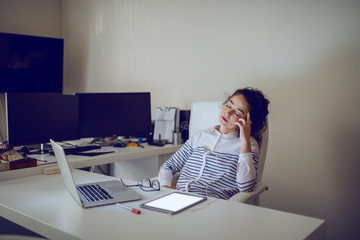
218 94 250 134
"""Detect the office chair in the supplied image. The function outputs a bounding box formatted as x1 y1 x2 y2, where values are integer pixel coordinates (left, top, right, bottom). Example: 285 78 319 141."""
189 101 269 205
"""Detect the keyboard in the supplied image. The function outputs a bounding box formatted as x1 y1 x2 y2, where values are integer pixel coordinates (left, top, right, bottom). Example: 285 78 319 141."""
71 151 114 156
77 184 113 203
148 140 166 147
49 145 101 155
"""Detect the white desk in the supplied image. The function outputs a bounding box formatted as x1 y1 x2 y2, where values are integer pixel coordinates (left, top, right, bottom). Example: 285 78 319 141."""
0 170 325 240
0 144 181 181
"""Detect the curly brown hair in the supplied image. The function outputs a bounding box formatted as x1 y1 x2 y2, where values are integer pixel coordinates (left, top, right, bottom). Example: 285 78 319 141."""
223 87 270 142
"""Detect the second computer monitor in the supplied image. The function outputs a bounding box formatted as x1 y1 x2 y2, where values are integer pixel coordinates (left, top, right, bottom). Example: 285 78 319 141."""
76 92 152 138
5 93 80 147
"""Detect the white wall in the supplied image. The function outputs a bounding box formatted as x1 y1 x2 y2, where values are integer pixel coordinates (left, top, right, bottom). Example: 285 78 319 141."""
1 0 359 239
0 0 63 38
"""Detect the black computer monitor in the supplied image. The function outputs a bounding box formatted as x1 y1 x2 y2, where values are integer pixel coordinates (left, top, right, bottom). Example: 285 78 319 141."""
0 32 64 93
5 93 80 147
76 92 152 138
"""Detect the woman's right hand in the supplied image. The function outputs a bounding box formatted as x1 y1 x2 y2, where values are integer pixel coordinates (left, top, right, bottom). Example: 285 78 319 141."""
235 112 252 153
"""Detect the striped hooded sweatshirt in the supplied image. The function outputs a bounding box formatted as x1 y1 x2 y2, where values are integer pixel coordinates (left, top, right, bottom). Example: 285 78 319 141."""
158 126 259 200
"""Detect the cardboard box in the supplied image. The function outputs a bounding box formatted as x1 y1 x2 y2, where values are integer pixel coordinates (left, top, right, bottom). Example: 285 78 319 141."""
9 158 37 170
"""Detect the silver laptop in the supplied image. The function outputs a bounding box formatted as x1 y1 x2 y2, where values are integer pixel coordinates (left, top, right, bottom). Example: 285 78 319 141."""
50 139 142 208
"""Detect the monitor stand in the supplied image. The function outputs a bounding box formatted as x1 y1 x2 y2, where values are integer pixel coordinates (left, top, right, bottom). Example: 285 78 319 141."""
28 143 50 155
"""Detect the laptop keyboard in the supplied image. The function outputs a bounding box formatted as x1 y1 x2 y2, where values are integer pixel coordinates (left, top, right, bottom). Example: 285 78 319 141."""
77 184 114 203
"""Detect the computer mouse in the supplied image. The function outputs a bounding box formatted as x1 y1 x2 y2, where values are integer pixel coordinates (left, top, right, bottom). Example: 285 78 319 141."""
126 142 138 147
113 142 126 148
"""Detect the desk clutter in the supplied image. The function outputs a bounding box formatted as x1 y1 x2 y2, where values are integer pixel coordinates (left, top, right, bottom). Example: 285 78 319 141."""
0 137 149 172
88 136 145 148
0 149 37 171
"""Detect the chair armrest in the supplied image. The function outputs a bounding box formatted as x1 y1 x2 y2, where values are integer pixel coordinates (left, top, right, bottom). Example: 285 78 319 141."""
229 182 268 203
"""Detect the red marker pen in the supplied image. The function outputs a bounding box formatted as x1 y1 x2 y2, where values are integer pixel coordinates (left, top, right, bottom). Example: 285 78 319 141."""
116 203 141 214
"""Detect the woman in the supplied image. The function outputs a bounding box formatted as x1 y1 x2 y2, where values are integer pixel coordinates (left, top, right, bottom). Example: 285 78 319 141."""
158 87 270 200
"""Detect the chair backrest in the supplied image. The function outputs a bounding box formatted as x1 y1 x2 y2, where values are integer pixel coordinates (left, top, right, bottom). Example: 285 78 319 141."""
189 101 222 139
189 101 268 182
257 123 268 182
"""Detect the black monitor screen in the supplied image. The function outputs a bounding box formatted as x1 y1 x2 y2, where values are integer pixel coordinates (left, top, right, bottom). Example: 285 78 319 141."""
76 92 152 138
0 32 63 93
5 93 79 146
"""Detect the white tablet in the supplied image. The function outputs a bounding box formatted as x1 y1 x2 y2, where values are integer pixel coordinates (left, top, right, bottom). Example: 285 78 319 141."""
140 192 207 215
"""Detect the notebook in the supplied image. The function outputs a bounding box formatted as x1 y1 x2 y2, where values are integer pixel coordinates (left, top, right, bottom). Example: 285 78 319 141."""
50 139 142 208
